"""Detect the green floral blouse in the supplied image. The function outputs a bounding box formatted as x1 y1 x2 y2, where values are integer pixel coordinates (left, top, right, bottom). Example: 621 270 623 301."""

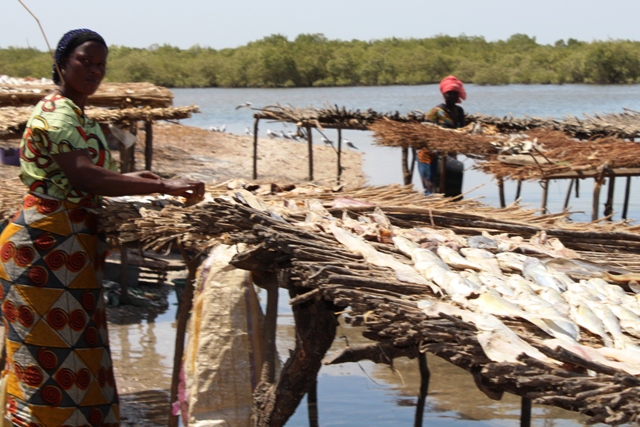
20 93 117 204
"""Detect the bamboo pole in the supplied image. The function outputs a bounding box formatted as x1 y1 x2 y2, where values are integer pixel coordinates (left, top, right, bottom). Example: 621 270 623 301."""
144 120 153 171
307 124 314 181
253 117 259 180
401 147 411 185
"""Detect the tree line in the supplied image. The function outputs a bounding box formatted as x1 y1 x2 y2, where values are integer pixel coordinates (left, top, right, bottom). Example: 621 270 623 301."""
2 33 640 87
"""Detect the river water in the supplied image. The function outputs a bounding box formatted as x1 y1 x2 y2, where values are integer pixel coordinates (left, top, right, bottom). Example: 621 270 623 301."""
111 85 640 426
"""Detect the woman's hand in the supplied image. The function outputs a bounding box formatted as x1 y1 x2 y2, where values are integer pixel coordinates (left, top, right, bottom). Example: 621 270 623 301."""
161 178 206 202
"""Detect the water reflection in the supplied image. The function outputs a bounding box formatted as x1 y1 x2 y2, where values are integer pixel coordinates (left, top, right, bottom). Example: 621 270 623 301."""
108 291 177 425
274 288 592 427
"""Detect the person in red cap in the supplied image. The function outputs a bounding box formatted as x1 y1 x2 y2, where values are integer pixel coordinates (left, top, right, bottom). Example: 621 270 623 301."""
416 75 466 196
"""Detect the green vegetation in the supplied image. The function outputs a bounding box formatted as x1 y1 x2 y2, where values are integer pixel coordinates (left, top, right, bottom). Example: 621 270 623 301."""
3 34 640 87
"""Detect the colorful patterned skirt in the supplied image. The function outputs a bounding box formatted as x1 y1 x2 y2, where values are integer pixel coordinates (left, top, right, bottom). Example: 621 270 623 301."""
0 194 119 426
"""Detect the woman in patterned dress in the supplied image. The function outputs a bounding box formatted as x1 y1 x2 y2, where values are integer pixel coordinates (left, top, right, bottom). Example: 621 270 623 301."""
0 29 204 426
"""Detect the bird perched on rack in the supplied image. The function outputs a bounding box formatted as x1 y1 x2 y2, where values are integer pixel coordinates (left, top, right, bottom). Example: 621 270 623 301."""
345 139 358 150
266 129 278 139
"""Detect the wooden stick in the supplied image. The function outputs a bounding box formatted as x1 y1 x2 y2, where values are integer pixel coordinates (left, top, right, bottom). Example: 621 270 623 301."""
17 1 62 85
253 117 259 179
168 243 200 427
307 124 314 181
144 120 153 171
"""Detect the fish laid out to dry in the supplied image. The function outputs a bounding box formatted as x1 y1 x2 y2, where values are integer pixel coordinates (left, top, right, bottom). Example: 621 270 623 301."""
331 224 440 294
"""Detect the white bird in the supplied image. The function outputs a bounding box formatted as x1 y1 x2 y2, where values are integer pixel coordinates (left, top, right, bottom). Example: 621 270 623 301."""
280 131 290 139
345 140 358 150
219 124 226 133
287 131 299 141
245 127 254 136
235 101 252 110
208 126 219 132
266 129 278 139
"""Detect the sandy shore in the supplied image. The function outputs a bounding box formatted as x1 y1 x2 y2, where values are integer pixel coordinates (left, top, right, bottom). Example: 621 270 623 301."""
137 122 366 188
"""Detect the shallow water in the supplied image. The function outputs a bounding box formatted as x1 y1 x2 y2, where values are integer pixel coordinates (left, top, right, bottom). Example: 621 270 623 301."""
174 84 640 223
110 85 640 426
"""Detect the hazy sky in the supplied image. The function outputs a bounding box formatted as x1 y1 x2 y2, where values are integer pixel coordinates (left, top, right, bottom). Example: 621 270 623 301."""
4 0 640 51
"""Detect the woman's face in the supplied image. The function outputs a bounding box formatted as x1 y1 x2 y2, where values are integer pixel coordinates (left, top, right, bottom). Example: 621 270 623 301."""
443 90 459 105
61 41 108 97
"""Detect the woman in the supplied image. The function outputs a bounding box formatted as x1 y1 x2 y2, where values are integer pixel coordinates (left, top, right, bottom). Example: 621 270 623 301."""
417 75 466 195
0 29 204 426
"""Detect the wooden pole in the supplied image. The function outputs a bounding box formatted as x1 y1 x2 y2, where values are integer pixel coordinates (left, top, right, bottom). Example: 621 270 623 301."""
592 169 607 221
622 177 632 220
514 179 522 201
168 245 200 427
401 147 411 185
144 120 153 171
563 179 575 210
498 178 506 208
337 128 342 185
307 124 314 181
307 377 319 427
520 397 532 427
253 117 259 180
413 351 430 427
541 180 549 214
252 285 338 427
604 174 616 219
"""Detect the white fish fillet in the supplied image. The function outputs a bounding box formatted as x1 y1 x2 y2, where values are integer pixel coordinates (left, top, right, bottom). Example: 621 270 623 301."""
475 314 555 364
331 224 440 294
460 248 503 275
437 246 483 271
568 300 613 348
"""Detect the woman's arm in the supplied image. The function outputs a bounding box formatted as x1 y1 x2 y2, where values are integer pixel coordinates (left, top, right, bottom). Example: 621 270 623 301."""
52 150 204 199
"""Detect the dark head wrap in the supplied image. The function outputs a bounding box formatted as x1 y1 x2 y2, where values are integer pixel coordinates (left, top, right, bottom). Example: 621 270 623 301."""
52 29 108 84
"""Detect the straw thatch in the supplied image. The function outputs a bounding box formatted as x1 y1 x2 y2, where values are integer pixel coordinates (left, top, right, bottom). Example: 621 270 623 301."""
370 120 640 181
254 103 428 130
0 105 199 139
0 82 174 108
468 109 640 140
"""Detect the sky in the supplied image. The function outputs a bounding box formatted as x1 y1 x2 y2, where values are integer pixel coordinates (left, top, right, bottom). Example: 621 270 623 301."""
3 0 640 51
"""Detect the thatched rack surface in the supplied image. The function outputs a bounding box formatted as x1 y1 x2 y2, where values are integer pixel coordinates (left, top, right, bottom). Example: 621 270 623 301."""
0 82 174 108
0 105 199 139
90 181 640 425
468 109 640 140
254 103 640 140
370 121 640 181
